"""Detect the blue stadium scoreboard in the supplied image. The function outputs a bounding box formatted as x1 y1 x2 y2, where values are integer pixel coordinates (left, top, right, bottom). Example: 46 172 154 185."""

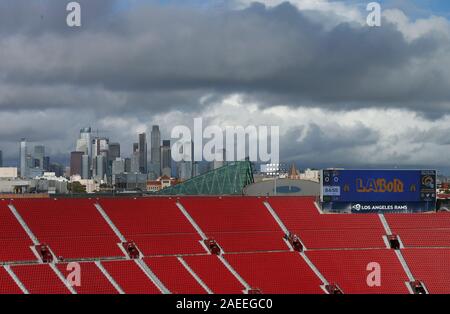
320 170 437 213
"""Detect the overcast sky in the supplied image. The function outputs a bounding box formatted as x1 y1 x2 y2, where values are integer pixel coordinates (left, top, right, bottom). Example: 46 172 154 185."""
1 0 450 173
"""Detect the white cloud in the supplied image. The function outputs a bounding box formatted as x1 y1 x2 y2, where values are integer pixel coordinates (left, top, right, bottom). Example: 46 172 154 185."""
162 94 450 167
232 0 364 24
384 9 450 41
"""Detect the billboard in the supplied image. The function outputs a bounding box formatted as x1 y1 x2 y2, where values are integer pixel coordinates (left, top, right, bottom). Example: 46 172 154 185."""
321 170 436 213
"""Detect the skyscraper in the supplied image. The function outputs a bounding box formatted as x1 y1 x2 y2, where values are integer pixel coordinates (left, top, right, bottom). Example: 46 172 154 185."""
176 140 193 180
43 156 50 172
92 137 109 158
109 143 121 162
34 145 45 170
124 158 132 173
78 127 92 157
138 133 147 174
129 143 138 173
91 137 109 178
150 125 161 176
70 151 83 176
82 154 90 179
94 155 106 181
19 138 27 178
0 150 3 167
161 140 171 177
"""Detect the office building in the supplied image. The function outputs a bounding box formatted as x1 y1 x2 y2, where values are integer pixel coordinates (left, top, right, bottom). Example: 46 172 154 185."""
109 143 120 162
70 151 83 176
138 133 147 174
34 145 45 170
43 156 50 172
78 127 92 157
150 125 161 176
124 158 131 173
94 155 106 181
19 138 27 178
91 138 109 178
82 155 90 179
175 140 193 180
112 158 125 185
161 140 171 178
49 163 65 177
112 158 125 175
92 137 109 158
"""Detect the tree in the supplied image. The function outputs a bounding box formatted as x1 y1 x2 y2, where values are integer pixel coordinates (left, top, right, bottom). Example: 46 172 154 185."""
69 182 86 194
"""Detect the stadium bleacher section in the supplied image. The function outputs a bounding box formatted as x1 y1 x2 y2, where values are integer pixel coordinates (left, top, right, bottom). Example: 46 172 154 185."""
98 198 205 256
57 262 119 294
180 197 288 253
0 196 449 294
0 267 23 294
225 252 325 294
182 255 246 294
100 260 161 294
401 249 450 294
386 213 450 249
11 264 71 294
307 250 410 294
268 197 387 249
11 199 124 260
144 257 207 294
0 200 37 263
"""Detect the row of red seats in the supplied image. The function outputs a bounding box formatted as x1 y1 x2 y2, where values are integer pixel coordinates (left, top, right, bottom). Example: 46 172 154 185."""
0 200 37 262
0 255 248 294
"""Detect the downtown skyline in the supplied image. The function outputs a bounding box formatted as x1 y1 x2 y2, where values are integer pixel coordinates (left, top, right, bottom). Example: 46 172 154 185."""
1 1 450 173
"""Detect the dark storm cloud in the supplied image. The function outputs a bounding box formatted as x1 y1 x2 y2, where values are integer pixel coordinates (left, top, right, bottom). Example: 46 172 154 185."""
0 1 448 115
0 0 118 35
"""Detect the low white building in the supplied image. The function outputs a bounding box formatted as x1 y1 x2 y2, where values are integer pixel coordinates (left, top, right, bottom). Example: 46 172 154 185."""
0 179 30 193
300 169 320 182
32 172 69 194
0 167 18 179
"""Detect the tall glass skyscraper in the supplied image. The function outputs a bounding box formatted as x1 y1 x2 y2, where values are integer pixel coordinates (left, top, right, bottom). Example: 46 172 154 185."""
19 138 27 178
76 128 90 159
151 125 161 176
34 145 45 170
